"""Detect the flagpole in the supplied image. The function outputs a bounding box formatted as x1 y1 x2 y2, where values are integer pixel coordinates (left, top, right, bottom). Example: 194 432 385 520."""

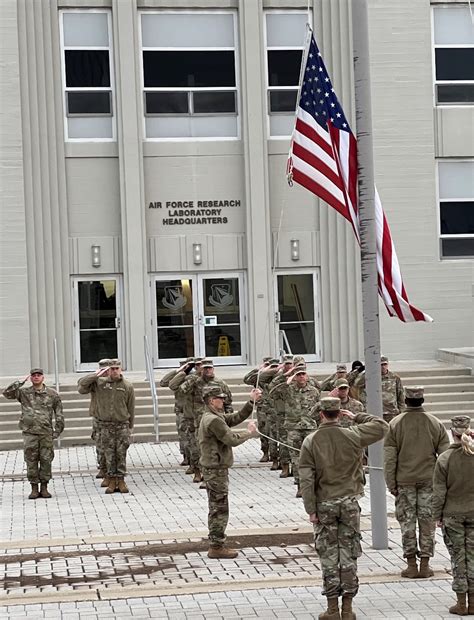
352 0 388 549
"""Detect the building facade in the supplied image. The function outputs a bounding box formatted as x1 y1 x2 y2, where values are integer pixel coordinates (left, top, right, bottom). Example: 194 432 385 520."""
0 0 473 374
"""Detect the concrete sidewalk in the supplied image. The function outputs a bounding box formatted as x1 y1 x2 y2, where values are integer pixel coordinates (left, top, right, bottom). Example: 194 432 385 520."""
0 441 464 619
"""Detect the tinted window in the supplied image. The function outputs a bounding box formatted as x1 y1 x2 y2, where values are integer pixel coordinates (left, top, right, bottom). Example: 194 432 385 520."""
440 201 474 234
441 238 474 257
143 51 236 88
437 84 474 104
145 91 189 114
268 50 302 86
67 91 111 114
193 91 236 113
269 90 298 112
435 48 474 81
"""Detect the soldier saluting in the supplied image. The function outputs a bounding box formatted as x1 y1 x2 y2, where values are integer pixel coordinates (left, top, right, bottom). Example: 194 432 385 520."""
3 368 64 499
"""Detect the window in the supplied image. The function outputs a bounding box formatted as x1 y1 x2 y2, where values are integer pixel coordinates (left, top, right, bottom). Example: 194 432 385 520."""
433 6 474 104
140 12 239 139
60 10 115 140
439 160 474 258
265 11 308 137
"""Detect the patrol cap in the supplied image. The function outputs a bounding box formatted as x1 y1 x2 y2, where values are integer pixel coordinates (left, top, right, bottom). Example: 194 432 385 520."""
98 358 111 368
336 363 347 372
294 368 307 376
268 358 280 367
381 355 389 363
405 386 424 399
30 368 44 375
194 357 205 365
293 355 305 365
335 378 350 388
202 385 227 400
450 415 471 433
320 397 341 412
201 359 214 368
262 356 272 363
282 354 294 364
109 359 122 368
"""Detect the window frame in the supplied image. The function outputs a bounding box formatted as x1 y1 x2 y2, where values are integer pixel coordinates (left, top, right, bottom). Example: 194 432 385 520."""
59 9 116 142
431 5 474 107
437 158 474 260
264 9 309 139
139 9 241 142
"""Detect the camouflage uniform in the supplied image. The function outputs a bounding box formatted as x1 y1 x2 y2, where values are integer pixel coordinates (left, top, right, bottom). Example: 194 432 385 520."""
355 368 404 422
168 370 200 470
433 416 474 597
299 398 388 601
89 359 110 474
243 367 268 455
312 396 364 428
384 391 450 559
258 363 280 463
78 373 135 478
199 392 254 549
320 364 347 392
160 366 189 461
269 373 291 466
3 379 64 484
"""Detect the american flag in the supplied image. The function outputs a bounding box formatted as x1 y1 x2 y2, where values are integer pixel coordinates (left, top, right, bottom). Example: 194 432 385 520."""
288 31 433 323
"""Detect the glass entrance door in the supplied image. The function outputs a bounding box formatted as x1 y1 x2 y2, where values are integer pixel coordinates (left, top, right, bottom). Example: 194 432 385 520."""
73 278 123 371
274 271 321 361
153 273 246 367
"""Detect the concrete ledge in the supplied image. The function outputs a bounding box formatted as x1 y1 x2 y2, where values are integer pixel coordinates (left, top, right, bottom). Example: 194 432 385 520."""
437 348 474 372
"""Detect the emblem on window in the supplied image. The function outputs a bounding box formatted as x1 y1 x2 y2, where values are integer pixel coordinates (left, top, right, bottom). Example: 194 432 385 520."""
162 286 187 310
208 284 233 309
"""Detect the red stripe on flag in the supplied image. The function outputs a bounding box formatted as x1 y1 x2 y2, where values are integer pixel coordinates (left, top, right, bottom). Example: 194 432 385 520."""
292 141 345 193
292 168 349 219
295 118 334 158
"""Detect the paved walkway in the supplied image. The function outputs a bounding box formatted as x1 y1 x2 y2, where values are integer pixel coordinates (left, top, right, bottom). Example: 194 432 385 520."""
0 441 465 619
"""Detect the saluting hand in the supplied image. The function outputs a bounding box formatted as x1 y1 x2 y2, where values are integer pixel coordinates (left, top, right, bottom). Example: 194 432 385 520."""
340 409 355 419
96 367 109 377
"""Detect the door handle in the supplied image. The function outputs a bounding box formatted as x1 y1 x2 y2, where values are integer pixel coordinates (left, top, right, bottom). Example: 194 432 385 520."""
275 312 281 323
115 317 121 328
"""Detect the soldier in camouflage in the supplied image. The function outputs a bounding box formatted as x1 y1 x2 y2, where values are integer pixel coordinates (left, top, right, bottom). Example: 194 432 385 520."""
384 386 450 579
199 385 261 559
268 355 294 478
89 358 110 479
320 364 348 392
168 358 204 480
354 355 404 422
78 359 135 494
312 378 364 428
257 358 281 470
3 368 64 499
243 357 272 462
433 415 474 616
300 397 388 620
159 356 194 467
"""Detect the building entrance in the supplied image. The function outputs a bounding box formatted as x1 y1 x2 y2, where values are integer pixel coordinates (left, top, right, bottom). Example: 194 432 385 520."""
152 272 246 367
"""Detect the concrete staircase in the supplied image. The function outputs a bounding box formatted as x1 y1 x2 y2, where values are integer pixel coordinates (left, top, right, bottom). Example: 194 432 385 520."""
1 366 473 450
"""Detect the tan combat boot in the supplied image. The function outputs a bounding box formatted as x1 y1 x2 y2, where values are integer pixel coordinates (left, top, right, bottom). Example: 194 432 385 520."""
28 483 40 500
192 468 203 483
40 482 52 498
401 556 418 578
259 450 269 463
270 460 279 471
418 557 434 578
101 476 110 488
117 478 129 493
96 469 106 479
341 595 356 620
296 485 302 498
179 456 189 466
279 463 290 478
207 546 238 559
319 596 341 620
468 593 474 615
185 466 194 474
105 477 117 494
449 593 468 616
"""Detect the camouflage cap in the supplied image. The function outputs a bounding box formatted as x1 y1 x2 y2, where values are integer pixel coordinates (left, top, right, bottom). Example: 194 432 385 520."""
98 358 111 368
451 415 471 433
381 355 389 363
320 397 341 412
405 386 424 399
335 378 350 388
109 359 122 368
202 385 227 400
262 356 272 363
336 363 347 372
268 358 280 367
201 359 214 368
194 357 205 364
294 368 307 377
282 354 294 363
293 355 305 365
30 367 44 375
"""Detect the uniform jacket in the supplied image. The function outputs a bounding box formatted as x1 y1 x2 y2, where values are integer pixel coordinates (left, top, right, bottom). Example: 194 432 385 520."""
77 375 135 426
355 370 404 416
168 370 197 419
198 402 254 469
3 380 64 436
159 368 186 413
176 374 233 424
284 382 320 430
383 406 450 490
299 413 388 513
312 397 364 428
432 443 474 520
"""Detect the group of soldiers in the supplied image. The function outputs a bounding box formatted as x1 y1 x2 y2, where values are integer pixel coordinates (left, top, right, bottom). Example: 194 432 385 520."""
3 356 473 618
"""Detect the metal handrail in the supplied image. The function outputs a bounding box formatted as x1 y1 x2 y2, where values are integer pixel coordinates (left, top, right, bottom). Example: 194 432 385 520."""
278 330 293 357
144 335 159 442
53 337 61 449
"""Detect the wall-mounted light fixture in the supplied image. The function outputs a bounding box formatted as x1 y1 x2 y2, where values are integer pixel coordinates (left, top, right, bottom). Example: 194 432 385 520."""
193 243 202 265
91 245 101 268
290 239 300 261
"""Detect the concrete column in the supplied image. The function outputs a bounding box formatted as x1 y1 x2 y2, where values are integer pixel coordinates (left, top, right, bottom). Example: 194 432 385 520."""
240 0 274 364
112 0 148 371
16 0 72 373
0 0 30 375
316 0 363 362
